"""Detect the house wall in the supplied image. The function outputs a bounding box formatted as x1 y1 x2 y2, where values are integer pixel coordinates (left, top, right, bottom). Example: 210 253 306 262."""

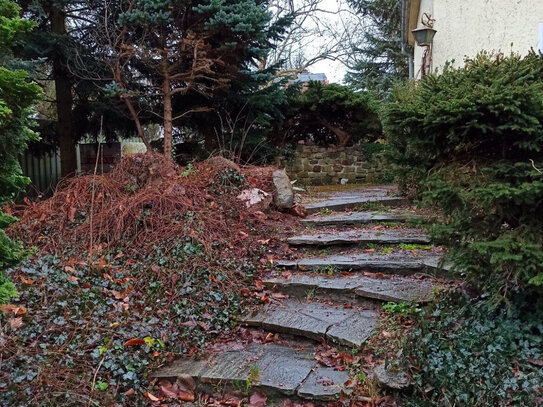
414 0 543 78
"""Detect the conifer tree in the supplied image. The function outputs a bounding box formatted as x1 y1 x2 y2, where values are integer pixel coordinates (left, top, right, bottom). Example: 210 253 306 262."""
97 0 285 160
346 0 409 95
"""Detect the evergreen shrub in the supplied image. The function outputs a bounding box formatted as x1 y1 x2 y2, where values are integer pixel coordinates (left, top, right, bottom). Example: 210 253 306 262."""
382 52 543 298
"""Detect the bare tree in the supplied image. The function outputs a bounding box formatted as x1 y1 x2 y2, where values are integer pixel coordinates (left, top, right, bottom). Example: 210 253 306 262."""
264 0 364 75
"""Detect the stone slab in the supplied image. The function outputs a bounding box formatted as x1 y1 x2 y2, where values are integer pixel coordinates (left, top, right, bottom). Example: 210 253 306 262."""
302 211 419 227
327 310 378 347
263 274 438 303
297 366 350 401
277 252 443 275
304 196 409 214
152 343 350 399
242 300 378 347
152 343 316 397
287 229 430 246
242 301 333 340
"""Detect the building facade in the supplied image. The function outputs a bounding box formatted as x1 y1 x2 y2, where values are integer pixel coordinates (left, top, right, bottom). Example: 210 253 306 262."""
406 0 543 78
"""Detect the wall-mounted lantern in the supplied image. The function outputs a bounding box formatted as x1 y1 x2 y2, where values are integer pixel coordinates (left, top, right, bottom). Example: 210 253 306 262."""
411 26 437 47
412 13 436 78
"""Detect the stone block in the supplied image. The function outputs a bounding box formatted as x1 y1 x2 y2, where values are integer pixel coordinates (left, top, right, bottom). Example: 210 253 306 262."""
341 159 354 166
309 159 319 165
342 166 355 173
313 165 322 173
333 164 343 172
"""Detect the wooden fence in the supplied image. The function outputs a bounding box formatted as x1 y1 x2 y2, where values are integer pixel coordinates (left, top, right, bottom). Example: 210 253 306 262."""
20 149 62 197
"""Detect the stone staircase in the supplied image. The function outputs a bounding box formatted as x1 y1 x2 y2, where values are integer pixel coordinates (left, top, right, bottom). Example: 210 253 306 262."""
152 186 447 402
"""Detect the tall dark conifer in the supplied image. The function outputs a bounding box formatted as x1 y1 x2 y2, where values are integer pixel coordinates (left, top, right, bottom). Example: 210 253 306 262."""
346 0 409 95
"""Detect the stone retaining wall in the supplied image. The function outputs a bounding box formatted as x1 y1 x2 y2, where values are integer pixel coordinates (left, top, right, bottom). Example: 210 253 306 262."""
275 143 388 186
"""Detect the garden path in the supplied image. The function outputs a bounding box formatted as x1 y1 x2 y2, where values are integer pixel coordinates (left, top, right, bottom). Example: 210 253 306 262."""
153 186 449 403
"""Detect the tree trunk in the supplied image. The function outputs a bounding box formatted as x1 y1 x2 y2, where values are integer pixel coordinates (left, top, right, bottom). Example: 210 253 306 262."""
50 6 77 177
203 121 217 152
314 114 351 147
122 96 152 151
163 77 173 160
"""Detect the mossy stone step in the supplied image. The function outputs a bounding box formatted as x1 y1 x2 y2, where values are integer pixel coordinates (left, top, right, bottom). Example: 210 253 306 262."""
276 252 444 275
241 300 378 347
151 342 349 400
302 211 420 227
304 196 409 214
287 229 430 246
264 273 439 303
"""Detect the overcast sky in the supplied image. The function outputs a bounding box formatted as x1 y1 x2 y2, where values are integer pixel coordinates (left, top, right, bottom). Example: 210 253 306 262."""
301 0 356 83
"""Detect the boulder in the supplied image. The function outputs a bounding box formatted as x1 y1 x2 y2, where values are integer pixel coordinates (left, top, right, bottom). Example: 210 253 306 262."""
374 364 410 390
272 170 294 210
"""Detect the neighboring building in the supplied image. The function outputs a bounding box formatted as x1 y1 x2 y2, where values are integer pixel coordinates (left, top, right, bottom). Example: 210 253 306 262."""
404 0 543 78
288 71 328 90
294 72 328 84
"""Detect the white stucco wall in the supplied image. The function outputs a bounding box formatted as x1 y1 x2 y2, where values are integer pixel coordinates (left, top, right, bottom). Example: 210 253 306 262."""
414 0 543 78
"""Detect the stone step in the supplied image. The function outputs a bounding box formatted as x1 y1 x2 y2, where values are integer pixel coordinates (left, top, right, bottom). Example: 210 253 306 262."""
151 342 349 401
241 300 378 347
302 211 420 227
276 252 443 275
304 196 409 214
287 228 430 246
264 273 438 303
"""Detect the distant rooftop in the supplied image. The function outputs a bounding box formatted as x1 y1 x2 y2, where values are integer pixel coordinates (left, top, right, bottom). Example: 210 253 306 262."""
294 72 328 83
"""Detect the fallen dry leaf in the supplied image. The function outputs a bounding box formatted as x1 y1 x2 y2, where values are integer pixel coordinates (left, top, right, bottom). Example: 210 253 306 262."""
144 391 160 402
123 338 146 346
529 359 543 367
248 391 267 407
159 380 178 398
20 276 34 285
176 374 197 392
9 317 23 330
0 304 27 316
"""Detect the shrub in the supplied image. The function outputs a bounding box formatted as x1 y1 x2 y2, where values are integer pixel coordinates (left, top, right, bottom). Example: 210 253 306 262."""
0 0 42 304
382 52 543 298
281 82 382 147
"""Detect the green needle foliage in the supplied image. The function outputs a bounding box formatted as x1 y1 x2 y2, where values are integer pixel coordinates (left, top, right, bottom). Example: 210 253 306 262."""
383 52 543 300
280 81 382 147
0 0 42 304
345 0 409 96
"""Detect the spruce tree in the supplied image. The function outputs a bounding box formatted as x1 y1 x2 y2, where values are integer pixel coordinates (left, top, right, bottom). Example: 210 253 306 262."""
96 0 286 160
346 0 409 95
